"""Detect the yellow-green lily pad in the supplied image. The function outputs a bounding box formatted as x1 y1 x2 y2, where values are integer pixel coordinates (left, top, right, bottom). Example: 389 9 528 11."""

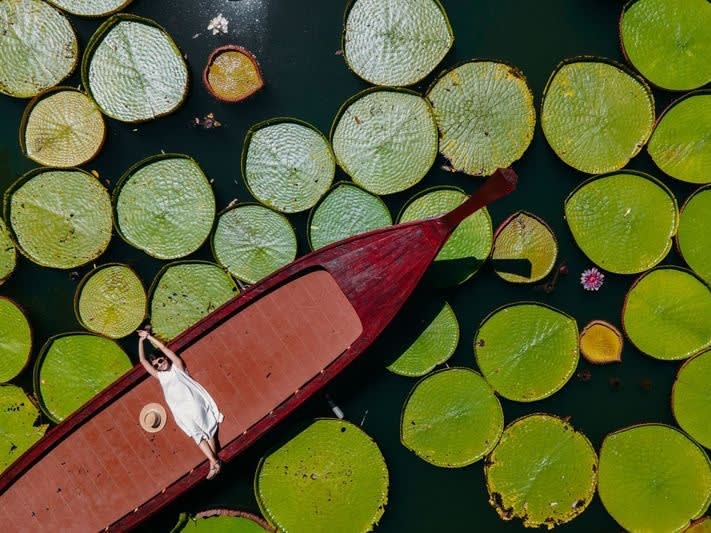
0 218 16 285
172 509 273 532
47 0 133 17
673 349 711 450
678 185 711 285
0 297 32 383
0 385 47 473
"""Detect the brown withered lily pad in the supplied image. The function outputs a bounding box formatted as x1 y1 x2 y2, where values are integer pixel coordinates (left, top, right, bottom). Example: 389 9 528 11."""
579 320 623 364
203 45 264 103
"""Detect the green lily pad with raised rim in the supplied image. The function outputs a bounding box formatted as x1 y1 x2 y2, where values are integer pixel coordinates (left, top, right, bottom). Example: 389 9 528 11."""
255 419 388 532
212 204 297 284
331 88 438 195
599 424 711 532
75 264 146 339
308 182 392 251
20 87 106 168
564 170 678 274
620 0 711 91
114 154 216 260
34 333 132 422
1 385 47 472
82 14 189 122
492 211 557 283
4 168 112 269
426 60 536 176
678 186 711 285
0 219 16 285
648 91 711 185
474 302 579 402
399 186 492 287
401 368 503 467
342 0 453 87
0 297 32 383
485 414 598 528
172 509 273 533
242 118 335 213
673 349 711 450
47 0 133 17
387 300 458 377
541 58 655 174
149 261 238 341
623 267 711 361
0 0 78 98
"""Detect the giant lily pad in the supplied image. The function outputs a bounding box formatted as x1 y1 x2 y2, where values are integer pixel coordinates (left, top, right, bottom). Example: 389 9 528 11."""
150 261 238 341
0 219 16 285
677 186 711 285
331 88 438 195
0 0 78 98
401 368 503 467
673 350 711 450
485 414 597 528
564 171 678 274
308 182 392 250
623 267 711 360
579 320 623 364
20 88 106 168
426 60 536 176
4 168 112 269
34 333 132 422
492 211 557 283
173 509 273 532
620 0 711 91
599 424 711 532
474 302 579 402
255 419 388 532
242 119 335 213
0 297 32 383
82 14 189 122
541 58 655 174
47 0 133 17
0 385 47 472
342 0 453 87
212 205 297 284
114 154 216 260
648 92 711 184
75 264 146 339
399 187 492 287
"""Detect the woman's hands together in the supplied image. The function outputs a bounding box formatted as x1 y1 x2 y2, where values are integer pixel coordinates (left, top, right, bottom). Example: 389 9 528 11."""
137 329 149 340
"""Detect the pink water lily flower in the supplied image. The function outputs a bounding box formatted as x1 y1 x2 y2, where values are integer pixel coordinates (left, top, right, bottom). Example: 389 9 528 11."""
580 267 604 291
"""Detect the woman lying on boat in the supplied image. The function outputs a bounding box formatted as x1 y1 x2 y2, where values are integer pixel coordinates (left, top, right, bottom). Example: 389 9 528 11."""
137 329 224 480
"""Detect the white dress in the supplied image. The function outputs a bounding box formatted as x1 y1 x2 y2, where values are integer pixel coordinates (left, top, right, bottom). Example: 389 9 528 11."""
157 365 224 444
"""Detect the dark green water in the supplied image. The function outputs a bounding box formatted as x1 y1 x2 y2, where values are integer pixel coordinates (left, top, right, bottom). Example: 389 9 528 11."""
0 0 699 531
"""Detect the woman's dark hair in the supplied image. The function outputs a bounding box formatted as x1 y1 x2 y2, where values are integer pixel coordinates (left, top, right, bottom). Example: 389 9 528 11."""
147 350 172 367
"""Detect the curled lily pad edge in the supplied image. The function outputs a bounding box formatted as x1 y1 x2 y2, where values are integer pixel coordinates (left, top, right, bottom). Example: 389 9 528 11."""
170 508 275 532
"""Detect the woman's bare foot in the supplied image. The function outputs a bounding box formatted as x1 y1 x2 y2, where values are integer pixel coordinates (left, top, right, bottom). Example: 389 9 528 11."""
206 461 221 480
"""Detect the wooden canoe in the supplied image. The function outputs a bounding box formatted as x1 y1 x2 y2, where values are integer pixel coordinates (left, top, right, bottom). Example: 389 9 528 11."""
0 168 517 531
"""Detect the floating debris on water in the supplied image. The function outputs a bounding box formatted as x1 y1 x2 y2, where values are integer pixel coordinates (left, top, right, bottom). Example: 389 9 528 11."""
207 14 229 35
192 113 222 129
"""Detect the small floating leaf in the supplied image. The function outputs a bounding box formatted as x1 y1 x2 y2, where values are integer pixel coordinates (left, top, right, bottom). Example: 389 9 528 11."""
256 419 388 532
0 385 47 472
114 154 216 260
579 320 623 364
0 219 16 285
83 14 189 122
399 187 492 287
620 0 711 91
34 333 132 422
426 60 536 176
21 88 106 168
648 92 711 184
5 168 112 269
308 182 391 250
541 58 654 174
492 211 557 283
474 302 579 402
678 186 711 285
623 267 711 360
564 171 678 274
485 414 597 528
203 46 264 103
673 350 711 450
149 261 238 341
47 0 133 17
599 424 711 532
401 368 503 467
172 509 273 532
0 297 32 383
212 205 297 284
331 88 438 195
243 119 335 213
342 0 453 87
75 264 146 339
0 0 78 98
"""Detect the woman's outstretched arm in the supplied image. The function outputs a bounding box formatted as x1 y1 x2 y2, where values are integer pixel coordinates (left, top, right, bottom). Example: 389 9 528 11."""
146 332 185 371
137 331 159 378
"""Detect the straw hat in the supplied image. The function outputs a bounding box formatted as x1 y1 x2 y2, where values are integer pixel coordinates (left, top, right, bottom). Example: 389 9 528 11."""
139 403 167 433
